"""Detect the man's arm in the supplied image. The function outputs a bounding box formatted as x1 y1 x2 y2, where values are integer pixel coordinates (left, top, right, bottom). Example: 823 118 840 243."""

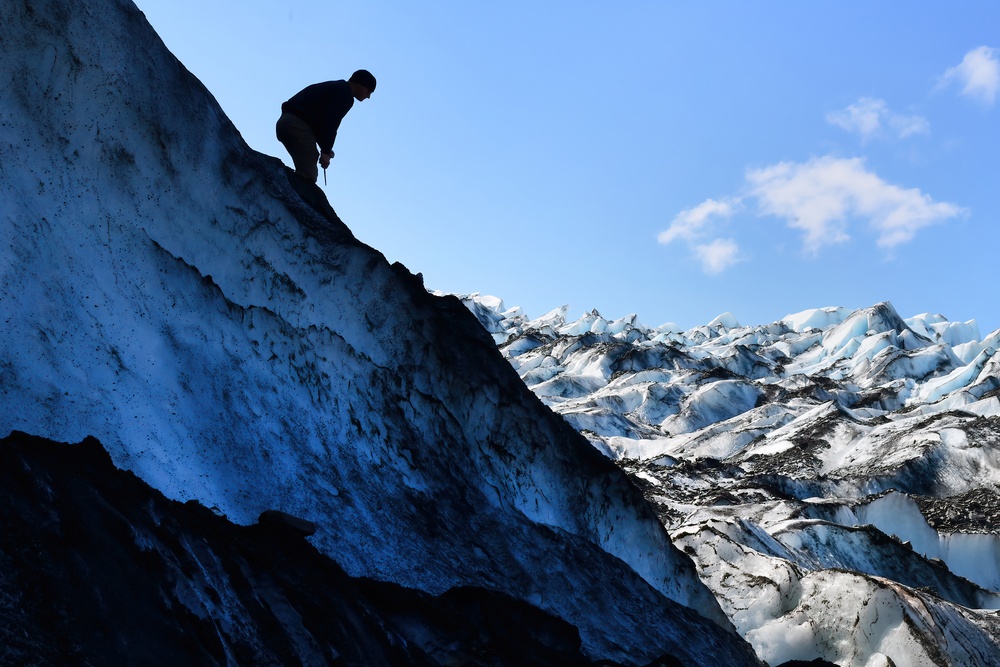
315 82 354 157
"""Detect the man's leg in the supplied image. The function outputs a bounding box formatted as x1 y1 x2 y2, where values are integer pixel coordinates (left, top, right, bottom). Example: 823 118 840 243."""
275 112 319 183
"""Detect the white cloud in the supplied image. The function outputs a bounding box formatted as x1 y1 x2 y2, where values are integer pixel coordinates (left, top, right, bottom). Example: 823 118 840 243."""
827 98 883 138
826 97 929 141
747 156 965 253
694 238 741 274
663 156 963 271
888 113 931 138
659 199 744 274
657 198 735 245
940 46 1000 105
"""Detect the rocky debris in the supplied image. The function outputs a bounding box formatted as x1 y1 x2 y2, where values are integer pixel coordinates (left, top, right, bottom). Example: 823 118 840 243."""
916 488 1000 534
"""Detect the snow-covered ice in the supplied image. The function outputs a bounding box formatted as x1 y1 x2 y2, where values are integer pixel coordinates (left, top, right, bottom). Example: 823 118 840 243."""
458 293 1000 665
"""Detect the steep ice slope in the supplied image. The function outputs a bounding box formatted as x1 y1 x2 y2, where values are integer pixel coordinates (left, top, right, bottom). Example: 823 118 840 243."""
459 293 1000 665
0 1 759 663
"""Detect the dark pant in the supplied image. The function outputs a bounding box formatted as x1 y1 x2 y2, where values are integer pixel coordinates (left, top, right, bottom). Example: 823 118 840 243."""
275 112 319 183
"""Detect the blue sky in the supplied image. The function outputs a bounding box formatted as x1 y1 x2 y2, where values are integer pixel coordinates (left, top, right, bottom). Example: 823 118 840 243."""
135 1 1000 335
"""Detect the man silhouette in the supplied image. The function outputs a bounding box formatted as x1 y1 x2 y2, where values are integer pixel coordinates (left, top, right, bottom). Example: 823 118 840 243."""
276 69 376 184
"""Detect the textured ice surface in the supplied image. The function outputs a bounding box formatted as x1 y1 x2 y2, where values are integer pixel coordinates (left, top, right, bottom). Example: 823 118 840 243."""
460 293 1000 665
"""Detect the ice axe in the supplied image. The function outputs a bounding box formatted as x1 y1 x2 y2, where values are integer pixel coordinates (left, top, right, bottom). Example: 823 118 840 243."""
321 150 331 186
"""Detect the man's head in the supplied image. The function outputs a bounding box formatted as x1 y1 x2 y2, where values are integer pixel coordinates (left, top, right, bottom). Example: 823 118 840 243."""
349 69 376 101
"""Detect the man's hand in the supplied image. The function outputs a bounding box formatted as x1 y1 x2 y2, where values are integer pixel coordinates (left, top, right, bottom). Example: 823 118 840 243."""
319 151 334 169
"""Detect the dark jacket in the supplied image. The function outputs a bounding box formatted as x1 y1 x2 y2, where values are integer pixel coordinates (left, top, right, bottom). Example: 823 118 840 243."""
281 80 355 153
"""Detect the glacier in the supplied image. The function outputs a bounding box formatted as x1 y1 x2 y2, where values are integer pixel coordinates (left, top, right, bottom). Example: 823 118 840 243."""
457 292 1000 665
